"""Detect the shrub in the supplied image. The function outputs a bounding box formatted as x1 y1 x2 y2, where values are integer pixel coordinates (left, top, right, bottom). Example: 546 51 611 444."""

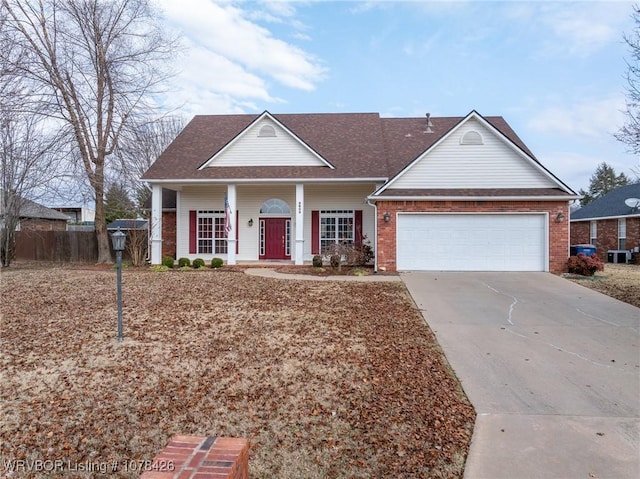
162 256 174 268
312 255 323 267
211 257 224 269
567 254 604 276
151 265 169 272
193 258 205 269
323 236 374 266
330 254 341 269
178 257 191 268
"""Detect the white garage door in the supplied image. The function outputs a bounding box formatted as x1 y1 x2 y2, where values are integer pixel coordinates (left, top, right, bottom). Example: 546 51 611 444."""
396 214 547 271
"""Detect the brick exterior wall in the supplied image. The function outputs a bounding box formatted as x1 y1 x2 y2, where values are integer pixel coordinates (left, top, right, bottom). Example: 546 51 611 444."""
19 218 67 231
141 436 249 479
571 218 640 261
376 200 569 274
147 211 177 259
162 211 177 259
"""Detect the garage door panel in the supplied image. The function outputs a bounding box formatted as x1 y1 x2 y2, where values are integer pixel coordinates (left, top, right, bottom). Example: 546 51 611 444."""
396 214 546 271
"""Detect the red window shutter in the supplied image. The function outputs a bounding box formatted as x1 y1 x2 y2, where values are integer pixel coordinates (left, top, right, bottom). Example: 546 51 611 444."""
311 210 319 254
189 210 197 254
355 210 363 246
236 210 239 254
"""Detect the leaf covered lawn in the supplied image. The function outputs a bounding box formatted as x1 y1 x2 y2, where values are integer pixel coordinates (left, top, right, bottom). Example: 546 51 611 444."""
0 266 474 478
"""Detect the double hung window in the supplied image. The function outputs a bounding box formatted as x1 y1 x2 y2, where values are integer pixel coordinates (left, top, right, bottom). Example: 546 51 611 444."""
618 218 626 250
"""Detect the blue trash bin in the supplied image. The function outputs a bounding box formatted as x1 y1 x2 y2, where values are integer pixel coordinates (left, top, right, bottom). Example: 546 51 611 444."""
570 244 596 256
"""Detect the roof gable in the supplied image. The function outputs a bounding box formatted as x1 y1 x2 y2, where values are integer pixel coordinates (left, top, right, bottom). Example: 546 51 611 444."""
375 111 572 195
142 112 389 181
571 184 640 220
198 111 334 170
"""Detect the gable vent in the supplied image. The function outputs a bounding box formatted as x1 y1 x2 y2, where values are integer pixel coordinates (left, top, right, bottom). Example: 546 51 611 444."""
460 130 483 145
258 124 276 137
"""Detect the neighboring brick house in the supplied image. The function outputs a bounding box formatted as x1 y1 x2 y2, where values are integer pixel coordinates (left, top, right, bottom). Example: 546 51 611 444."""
0 193 69 231
570 183 640 263
142 110 578 273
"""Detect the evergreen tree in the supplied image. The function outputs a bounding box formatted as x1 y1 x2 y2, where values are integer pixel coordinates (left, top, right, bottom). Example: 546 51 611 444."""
104 183 136 224
578 162 630 206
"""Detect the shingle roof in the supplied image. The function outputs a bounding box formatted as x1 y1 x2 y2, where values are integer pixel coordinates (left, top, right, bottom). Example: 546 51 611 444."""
107 219 149 230
0 191 69 221
141 112 540 181
571 183 640 220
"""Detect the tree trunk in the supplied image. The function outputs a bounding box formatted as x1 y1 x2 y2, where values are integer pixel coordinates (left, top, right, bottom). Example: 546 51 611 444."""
94 188 112 264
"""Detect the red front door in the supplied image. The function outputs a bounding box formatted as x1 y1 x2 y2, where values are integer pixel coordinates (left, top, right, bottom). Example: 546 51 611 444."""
260 218 289 260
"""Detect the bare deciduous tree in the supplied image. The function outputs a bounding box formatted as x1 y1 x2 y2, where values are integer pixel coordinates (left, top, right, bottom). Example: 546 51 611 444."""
2 0 177 262
0 109 66 267
617 4 640 179
1 5 65 267
113 115 185 211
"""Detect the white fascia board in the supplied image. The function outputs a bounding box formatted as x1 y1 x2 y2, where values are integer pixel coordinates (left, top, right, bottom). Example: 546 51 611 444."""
197 111 335 170
369 195 579 202
146 177 387 184
570 213 640 222
469 112 577 195
375 110 577 197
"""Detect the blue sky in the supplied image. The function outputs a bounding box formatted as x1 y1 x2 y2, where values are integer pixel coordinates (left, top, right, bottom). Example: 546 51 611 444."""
156 0 638 193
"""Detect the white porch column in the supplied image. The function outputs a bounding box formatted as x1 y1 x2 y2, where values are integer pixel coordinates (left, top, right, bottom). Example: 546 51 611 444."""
150 184 163 264
227 184 237 265
295 184 304 265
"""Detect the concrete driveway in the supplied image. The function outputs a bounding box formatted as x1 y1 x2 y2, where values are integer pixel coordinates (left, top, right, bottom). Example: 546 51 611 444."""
401 272 640 479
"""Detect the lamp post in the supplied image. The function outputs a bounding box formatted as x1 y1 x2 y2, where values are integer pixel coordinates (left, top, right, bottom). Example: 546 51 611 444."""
110 228 126 342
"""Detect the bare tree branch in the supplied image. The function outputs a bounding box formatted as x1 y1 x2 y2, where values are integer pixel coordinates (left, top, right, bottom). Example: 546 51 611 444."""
2 0 178 262
617 4 640 179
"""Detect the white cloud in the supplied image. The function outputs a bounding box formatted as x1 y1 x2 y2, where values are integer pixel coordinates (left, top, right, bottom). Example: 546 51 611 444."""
506 2 632 58
156 0 326 114
527 95 625 139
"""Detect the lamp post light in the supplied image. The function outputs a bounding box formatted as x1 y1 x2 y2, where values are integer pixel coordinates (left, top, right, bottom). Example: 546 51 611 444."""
110 228 126 343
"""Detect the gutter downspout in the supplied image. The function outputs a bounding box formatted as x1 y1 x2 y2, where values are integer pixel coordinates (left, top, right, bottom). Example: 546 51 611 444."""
365 198 378 273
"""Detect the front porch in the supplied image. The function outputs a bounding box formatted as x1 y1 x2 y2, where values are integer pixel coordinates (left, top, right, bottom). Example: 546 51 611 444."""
149 182 377 265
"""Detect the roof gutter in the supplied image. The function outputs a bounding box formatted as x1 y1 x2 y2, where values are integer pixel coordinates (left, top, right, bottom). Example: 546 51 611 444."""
144 177 388 184
369 195 581 201
570 213 640 221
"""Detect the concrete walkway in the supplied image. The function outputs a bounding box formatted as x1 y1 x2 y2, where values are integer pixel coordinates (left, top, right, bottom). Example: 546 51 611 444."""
401 272 640 479
244 267 401 282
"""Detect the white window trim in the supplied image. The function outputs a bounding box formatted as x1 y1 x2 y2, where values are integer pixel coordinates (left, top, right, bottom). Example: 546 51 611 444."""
260 198 291 216
259 219 265 256
618 218 626 250
285 219 291 256
197 210 227 255
320 210 355 253
590 220 597 246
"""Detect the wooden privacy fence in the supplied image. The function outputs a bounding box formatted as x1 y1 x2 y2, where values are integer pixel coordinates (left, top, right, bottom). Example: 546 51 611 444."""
15 230 147 263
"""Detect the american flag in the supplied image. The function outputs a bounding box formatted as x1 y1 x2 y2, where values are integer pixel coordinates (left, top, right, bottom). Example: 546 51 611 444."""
224 195 232 236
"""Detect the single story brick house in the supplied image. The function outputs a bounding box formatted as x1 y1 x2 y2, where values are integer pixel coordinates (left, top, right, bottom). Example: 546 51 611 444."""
142 110 578 272
570 183 640 262
0 192 69 231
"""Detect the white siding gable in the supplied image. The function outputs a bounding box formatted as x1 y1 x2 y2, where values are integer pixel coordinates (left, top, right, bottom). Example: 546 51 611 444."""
205 118 329 168
391 118 557 189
